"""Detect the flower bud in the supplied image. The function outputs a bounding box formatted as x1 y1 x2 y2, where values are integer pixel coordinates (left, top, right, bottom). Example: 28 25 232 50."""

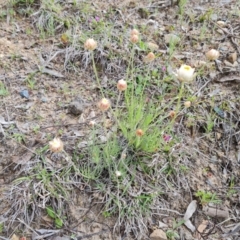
49 138 64 153
163 134 171 142
176 65 195 83
60 33 69 45
143 52 155 63
84 38 97 51
98 98 111 111
206 49 220 61
184 101 191 108
131 29 139 36
136 129 144 137
130 34 139 44
117 79 127 91
115 170 122 177
89 120 96 126
169 110 176 118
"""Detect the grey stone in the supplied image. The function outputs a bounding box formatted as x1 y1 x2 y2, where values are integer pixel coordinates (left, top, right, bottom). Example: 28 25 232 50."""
68 101 84 116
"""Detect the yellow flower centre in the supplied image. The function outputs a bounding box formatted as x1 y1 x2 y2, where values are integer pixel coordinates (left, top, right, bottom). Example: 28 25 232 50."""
184 66 191 71
102 98 108 104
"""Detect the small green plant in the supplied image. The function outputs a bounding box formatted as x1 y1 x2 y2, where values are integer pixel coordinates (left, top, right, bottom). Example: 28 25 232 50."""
117 95 166 153
199 21 208 41
195 190 221 205
35 145 49 155
166 219 185 239
178 0 188 18
136 193 155 214
46 206 64 228
227 176 237 197
115 71 176 153
205 115 214 133
11 0 35 6
0 82 9 96
25 27 32 35
12 133 25 143
25 72 36 90
199 8 214 22
179 164 189 173
32 125 40 134
102 211 112 218
166 229 180 240
0 223 3 234
168 36 180 61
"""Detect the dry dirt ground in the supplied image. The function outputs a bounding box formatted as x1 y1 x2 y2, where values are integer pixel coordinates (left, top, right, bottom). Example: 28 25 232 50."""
0 0 240 240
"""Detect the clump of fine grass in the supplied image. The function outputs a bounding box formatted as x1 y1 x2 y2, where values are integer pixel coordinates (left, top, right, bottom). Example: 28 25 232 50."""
10 0 36 7
70 32 196 238
29 0 80 37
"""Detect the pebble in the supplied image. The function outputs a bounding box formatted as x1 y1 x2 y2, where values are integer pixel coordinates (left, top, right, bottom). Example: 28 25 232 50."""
217 20 226 27
68 97 90 116
19 89 29 99
68 101 84 115
227 52 237 64
150 229 167 240
41 96 48 102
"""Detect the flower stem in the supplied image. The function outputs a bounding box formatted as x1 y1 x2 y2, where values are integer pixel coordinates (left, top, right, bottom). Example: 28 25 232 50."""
91 52 104 98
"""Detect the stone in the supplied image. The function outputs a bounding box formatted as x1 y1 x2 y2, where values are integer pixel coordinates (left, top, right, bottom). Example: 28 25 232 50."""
150 229 167 240
68 97 87 116
228 52 237 64
68 101 83 115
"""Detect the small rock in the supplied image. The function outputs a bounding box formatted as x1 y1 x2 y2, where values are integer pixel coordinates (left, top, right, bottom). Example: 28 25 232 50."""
228 52 237 64
41 96 48 102
68 101 84 115
68 97 87 116
217 20 226 27
164 34 180 45
150 229 167 240
19 89 29 99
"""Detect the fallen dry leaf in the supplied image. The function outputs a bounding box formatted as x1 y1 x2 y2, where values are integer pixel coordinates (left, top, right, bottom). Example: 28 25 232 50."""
197 220 208 233
184 200 197 232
